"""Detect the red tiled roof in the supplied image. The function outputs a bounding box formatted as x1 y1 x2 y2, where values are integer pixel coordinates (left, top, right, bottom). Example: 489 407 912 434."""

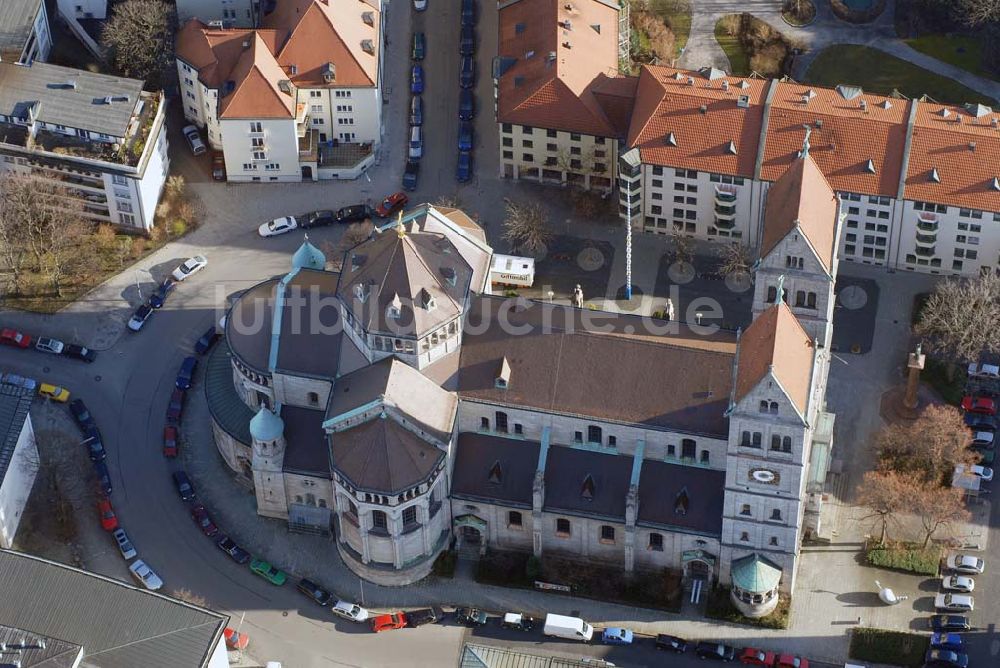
219 33 296 119
735 303 814 417
627 65 768 178
592 74 638 138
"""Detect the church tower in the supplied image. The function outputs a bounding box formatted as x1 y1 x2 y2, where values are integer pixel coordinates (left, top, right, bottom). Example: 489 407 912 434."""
250 405 288 519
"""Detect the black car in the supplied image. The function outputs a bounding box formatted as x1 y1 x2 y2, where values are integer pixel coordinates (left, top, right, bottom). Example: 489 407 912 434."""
194 327 220 355
460 25 475 56
461 0 476 26
215 535 251 564
296 578 333 606
62 343 97 363
694 642 736 661
148 279 175 309
456 151 473 183
459 89 475 121
458 121 473 151
930 615 971 632
300 210 336 228
173 470 196 502
454 607 488 627
336 204 372 223
407 607 442 627
93 461 112 495
924 649 969 668
83 432 106 463
175 356 198 390
965 413 996 430
655 634 688 653
460 55 476 89
403 160 419 191
69 398 96 431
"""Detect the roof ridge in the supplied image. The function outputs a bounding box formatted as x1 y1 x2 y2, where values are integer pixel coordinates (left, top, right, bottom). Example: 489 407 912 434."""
399 235 464 311
278 1 373 86
630 66 667 148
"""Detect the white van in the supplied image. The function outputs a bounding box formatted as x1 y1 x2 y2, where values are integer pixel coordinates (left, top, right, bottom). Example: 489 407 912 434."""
542 613 593 641
408 126 423 160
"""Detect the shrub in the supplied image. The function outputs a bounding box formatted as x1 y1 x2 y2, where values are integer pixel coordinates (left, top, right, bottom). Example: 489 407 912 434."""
525 555 541 581
170 220 188 238
431 550 457 578
865 541 941 575
850 628 929 667
476 550 531 587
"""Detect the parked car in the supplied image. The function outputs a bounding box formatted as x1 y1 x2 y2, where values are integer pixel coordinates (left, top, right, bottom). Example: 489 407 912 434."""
413 0 427 10
456 151 473 182
93 461 112 496
965 413 996 430
175 356 198 390
224 628 250 651
979 448 996 465
948 554 985 574
410 64 424 94
497 612 533 631
148 279 175 309
695 642 737 661
403 160 419 191
969 362 1000 379
163 424 179 457
129 559 163 591
410 95 423 126
460 55 476 89
331 599 369 622
775 654 809 668
371 612 407 633
407 607 441 627
460 24 475 56
454 607 487 627
459 88 474 120
182 125 206 156
934 593 974 612
929 615 971 632
336 204 372 223
1 373 36 391
172 255 208 281
62 343 97 363
38 383 70 402
740 648 776 665
970 463 994 481
376 192 409 218
0 328 31 348
412 31 425 60
461 0 476 26
258 216 298 237
195 327 220 355
190 503 219 537
601 627 633 646
35 337 64 354
70 398 95 431
655 634 688 653
971 431 995 448
296 578 333 606
930 632 964 652
97 495 118 531
942 575 975 592
300 210 336 229
961 395 997 415
924 649 969 668
172 470 196 501
249 558 287 585
112 528 137 560
211 151 226 181
166 388 185 422
409 126 423 160
458 121 473 151
83 432 106 463
215 535 251 564
128 304 153 332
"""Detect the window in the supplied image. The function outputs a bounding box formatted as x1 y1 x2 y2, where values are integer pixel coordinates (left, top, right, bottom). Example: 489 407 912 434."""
372 510 387 530
546 143 557 151
770 402 778 414
752 432 762 447
574 431 583 443
480 417 489 430
740 504 751 516
307 392 319 406
252 151 266 161
587 425 602 444
786 255 804 269
508 510 522 527
249 122 263 133
771 435 782 451
741 431 751 447
522 153 534 162
652 166 663 176
514 423 523 435
495 411 508 433
522 139 533 148
600 525 615 543
700 450 710 464
770 508 782 521
403 506 417 526
556 518 571 536
607 435 616 447
112 174 128 186
546 129 557 138
648 532 663 551
681 438 696 459
503 150 513 159
782 436 791 452
759 400 769 413
667 444 676 457
740 531 750 542
769 536 779 546
119 213 135 226
570 133 581 141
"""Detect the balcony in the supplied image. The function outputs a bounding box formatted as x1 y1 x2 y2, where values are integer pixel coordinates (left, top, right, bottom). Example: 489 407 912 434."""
917 211 938 224
714 203 737 219
915 232 937 246
714 216 737 230
715 183 738 204
298 129 318 163
915 245 936 257
318 140 374 169
916 219 939 233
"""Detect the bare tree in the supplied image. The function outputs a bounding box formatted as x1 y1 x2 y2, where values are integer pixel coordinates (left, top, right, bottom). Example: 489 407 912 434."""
41 220 94 297
715 242 753 278
434 194 463 209
955 0 1000 25
101 0 177 89
502 199 553 255
913 484 971 548
915 272 1000 370
324 221 375 271
856 470 918 546
876 405 976 485
668 227 694 268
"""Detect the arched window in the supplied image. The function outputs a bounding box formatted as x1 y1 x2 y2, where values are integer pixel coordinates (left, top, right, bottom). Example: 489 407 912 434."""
782 436 792 452
508 510 522 527
741 431 751 447
740 504 751 516
681 439 696 459
480 416 489 430
372 510 387 530
795 290 805 307
587 425 602 444
495 411 508 433
769 402 778 414
771 508 782 521
759 400 769 413
700 450 710 464
306 493 316 506
770 435 782 451
806 292 817 309
740 531 750 542
295 495 303 504
318 498 327 508
766 286 777 303
752 432 762 448
307 391 319 406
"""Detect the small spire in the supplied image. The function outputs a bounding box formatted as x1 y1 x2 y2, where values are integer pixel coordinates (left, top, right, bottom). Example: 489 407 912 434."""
396 210 405 237
800 125 812 158
774 275 785 305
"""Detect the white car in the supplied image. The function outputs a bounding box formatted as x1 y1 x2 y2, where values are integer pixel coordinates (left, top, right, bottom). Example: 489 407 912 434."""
171 256 208 282
330 599 369 622
934 593 974 612
112 528 137 560
970 464 994 481
35 337 64 354
129 559 163 591
182 125 206 156
948 553 985 574
258 216 298 237
972 431 995 448
969 362 1000 379
413 0 427 10
942 575 975 593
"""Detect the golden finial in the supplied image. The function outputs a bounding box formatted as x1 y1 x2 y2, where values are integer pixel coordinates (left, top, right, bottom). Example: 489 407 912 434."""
396 210 406 238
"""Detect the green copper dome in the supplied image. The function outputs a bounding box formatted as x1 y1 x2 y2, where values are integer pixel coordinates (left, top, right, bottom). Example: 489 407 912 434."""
292 237 326 270
250 406 284 442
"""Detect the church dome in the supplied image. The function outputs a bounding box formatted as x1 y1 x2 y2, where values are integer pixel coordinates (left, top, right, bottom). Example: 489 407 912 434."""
292 237 326 270
250 405 284 442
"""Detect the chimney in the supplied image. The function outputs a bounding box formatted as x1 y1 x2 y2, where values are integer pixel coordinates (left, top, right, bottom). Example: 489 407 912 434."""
722 80 729 92
698 104 707 114
859 99 868 112
687 77 695 86
562 41 572 49
277 79 292 94
736 95 749 108
969 141 977 152
560 19 572 29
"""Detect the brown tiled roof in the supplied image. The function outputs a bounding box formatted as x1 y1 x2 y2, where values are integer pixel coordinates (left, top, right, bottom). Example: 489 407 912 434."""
451 432 540 508
903 101 1000 211
219 32 296 119
734 303 814 417
543 445 633 521
760 82 911 197
330 417 444 494
458 297 738 437
637 460 725 535
497 0 620 136
433 207 487 243
760 154 840 274
592 73 638 138
626 65 768 177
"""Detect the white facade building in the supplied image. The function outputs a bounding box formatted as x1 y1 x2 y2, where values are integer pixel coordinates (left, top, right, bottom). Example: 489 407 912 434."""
0 384 37 550
176 0 258 27
0 0 51 64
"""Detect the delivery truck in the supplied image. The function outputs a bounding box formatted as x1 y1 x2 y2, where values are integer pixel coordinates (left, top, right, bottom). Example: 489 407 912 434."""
543 613 593 641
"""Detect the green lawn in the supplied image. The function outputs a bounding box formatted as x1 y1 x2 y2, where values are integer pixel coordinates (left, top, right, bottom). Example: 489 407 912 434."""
905 33 987 78
805 45 996 105
650 0 692 51
715 16 749 76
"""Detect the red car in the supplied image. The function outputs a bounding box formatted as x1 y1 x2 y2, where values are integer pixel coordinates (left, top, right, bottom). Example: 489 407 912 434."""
190 503 218 537
740 648 776 666
163 425 179 457
371 612 407 632
97 495 118 531
962 395 997 415
776 655 809 668
375 192 408 217
0 328 31 348
224 628 250 650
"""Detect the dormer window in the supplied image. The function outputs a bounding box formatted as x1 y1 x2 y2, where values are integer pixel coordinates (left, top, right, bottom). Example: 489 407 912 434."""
387 293 402 320
488 460 503 484
674 487 689 516
495 357 511 389
419 288 436 311
353 283 369 303
440 266 457 286
581 474 595 501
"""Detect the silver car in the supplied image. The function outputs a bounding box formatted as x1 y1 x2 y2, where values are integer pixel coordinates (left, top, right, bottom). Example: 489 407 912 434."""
129 559 163 591
35 337 64 354
948 554 985 574
331 599 369 622
112 528 137 560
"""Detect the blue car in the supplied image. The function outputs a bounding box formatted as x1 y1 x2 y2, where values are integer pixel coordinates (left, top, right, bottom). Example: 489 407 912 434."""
461 0 476 26
456 151 472 183
194 327 219 355
148 279 175 309
175 356 198 390
459 89 474 120
410 64 424 94
930 633 964 652
460 55 476 89
403 160 419 191
458 121 473 151
460 25 475 56
924 649 968 668
93 461 112 495
602 627 633 646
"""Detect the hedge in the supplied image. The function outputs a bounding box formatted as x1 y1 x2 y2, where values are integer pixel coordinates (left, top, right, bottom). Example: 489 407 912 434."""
865 542 941 575
850 628 929 667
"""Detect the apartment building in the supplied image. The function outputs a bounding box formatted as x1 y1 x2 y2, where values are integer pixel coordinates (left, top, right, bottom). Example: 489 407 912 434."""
176 0 383 183
0 0 52 64
176 0 259 28
0 61 169 231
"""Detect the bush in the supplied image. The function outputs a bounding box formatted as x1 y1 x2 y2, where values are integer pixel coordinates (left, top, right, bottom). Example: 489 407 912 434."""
431 550 457 578
850 628 929 667
476 550 532 587
169 220 188 238
865 541 941 575
704 586 790 629
525 555 541 580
